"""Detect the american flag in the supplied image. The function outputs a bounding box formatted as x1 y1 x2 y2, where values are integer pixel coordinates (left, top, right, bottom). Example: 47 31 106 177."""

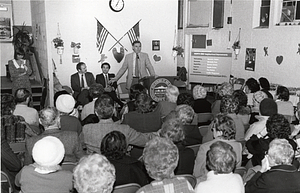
127 21 140 44
96 19 109 54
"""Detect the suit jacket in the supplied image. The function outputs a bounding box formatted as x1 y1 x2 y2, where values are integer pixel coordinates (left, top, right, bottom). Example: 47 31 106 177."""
245 165 300 193
71 72 95 99
115 52 155 89
24 129 85 165
96 73 117 89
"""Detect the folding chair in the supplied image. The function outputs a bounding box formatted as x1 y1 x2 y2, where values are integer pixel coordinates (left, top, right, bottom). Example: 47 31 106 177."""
112 183 141 193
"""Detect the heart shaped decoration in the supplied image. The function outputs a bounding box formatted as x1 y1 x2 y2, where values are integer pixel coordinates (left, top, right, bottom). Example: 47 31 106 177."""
112 47 124 63
153 54 161 62
276 55 283 65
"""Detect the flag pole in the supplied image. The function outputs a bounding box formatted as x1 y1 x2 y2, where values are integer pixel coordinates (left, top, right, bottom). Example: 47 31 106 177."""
108 19 141 51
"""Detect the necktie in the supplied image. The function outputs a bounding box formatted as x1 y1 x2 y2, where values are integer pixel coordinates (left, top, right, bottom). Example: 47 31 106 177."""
135 53 139 77
105 74 109 87
81 74 85 88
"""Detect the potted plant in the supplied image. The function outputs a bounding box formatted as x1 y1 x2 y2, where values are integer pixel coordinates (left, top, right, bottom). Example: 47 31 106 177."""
232 40 241 59
172 45 184 57
53 37 64 55
71 42 81 54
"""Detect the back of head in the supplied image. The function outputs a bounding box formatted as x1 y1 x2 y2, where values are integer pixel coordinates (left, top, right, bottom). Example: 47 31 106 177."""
1 93 15 116
15 88 31 104
266 114 291 139
74 154 116 193
135 93 152 113
232 90 247 107
100 131 127 160
89 83 104 99
276 86 290 101
268 138 294 166
217 82 233 97
55 94 75 114
206 141 236 174
212 114 236 140
259 77 270 90
220 95 239 114
175 104 195 124
143 137 178 180
259 98 278 116
39 107 60 128
32 136 65 171
165 85 179 103
253 91 268 107
193 85 207 99
177 92 194 107
94 94 114 119
129 84 147 100
54 90 70 106
160 117 184 143
245 78 260 93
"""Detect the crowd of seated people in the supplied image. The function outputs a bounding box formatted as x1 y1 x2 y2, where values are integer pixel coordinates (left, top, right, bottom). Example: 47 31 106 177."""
2 73 300 193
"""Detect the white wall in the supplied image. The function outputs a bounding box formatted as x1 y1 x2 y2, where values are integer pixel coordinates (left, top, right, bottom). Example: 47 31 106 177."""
44 0 178 89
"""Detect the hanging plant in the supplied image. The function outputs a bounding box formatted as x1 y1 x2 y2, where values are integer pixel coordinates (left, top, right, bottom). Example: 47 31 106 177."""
232 40 241 50
13 24 34 53
172 45 184 57
53 37 64 48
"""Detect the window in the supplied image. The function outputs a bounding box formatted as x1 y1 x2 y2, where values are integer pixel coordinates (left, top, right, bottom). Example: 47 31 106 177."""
280 0 300 22
187 0 211 28
260 0 270 27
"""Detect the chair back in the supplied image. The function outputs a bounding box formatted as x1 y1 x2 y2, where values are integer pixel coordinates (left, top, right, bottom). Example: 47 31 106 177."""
197 113 213 125
234 167 247 178
117 82 130 101
199 125 213 143
112 183 141 193
1 171 13 193
61 162 77 172
176 174 197 188
186 144 201 158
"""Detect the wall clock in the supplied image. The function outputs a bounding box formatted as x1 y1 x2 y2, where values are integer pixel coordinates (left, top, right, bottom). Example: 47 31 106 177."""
109 0 124 12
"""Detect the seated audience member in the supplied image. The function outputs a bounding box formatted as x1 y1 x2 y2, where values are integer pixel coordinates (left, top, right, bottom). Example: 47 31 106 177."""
122 93 161 133
275 85 294 118
177 92 195 108
56 94 82 134
193 114 242 182
258 77 273 99
176 104 201 145
16 136 73 193
220 95 245 141
249 91 268 125
13 88 39 126
73 154 116 193
25 107 85 165
157 85 179 119
81 83 104 121
81 94 154 154
100 131 149 186
126 83 148 112
193 85 211 113
233 90 250 129
96 62 124 108
245 98 278 141
195 141 244 193
244 78 260 106
245 138 300 193
137 137 194 193
211 82 233 116
159 117 194 175
246 114 297 167
1 93 40 144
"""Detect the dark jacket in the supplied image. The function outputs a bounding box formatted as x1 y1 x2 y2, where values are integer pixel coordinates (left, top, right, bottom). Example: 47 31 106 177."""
245 165 300 193
175 143 195 175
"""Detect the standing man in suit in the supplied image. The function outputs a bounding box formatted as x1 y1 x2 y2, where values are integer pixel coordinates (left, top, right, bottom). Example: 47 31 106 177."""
71 62 95 105
110 41 156 90
96 62 123 108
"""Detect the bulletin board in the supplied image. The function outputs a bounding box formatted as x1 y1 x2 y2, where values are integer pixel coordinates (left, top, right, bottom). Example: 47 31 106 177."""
189 51 232 84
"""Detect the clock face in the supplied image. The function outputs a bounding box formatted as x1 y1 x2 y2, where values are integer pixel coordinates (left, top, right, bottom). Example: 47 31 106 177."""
109 0 124 12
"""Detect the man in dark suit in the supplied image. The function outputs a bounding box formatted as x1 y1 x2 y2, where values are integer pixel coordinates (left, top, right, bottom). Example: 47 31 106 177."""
96 62 123 108
71 62 95 105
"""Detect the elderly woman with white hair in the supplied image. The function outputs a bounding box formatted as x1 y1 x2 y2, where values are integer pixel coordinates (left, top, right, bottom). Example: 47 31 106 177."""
74 154 116 193
193 85 211 113
245 138 300 193
157 85 179 119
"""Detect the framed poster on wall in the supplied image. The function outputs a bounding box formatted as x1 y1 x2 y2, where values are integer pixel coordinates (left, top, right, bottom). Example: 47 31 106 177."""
0 2 13 42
